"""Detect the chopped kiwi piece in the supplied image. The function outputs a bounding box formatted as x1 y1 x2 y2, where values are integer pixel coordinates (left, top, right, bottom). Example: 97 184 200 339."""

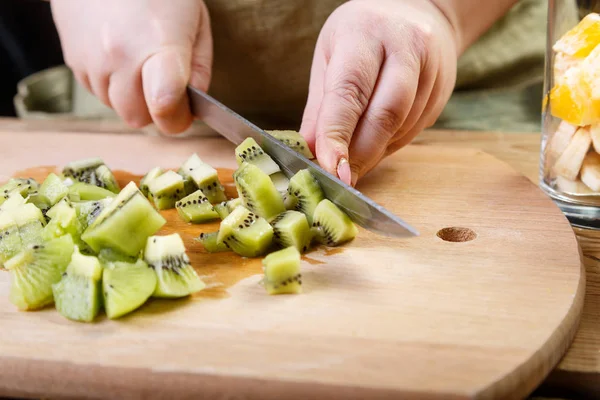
269 171 290 194
176 190 220 223
94 164 120 193
196 232 229 253
235 137 281 175
1 192 26 213
5 235 75 310
0 213 23 266
270 211 312 253
97 248 138 264
227 197 242 210
267 130 314 159
217 206 274 257
311 199 358 246
73 198 113 231
42 198 83 242
13 203 46 249
38 173 69 206
52 246 103 322
234 162 285 220
103 258 157 319
178 154 227 203
81 182 166 257
144 233 206 298
62 157 105 186
284 169 325 224
261 246 302 295
213 201 230 220
139 167 164 197
68 182 116 201
0 178 39 205
147 170 185 210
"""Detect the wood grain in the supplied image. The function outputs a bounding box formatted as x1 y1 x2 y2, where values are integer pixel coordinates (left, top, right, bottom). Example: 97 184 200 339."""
0 129 584 400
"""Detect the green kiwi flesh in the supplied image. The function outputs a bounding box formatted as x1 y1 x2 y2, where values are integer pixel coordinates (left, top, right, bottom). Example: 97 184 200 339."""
266 130 314 159
5 235 75 310
234 137 281 175
42 198 83 243
217 205 274 257
81 182 166 257
0 178 38 205
176 190 219 223
140 167 164 197
311 199 358 246
0 213 23 266
197 232 229 253
213 201 230 220
285 169 325 224
52 246 103 322
144 233 206 298
12 203 46 249
233 162 285 220
68 182 116 201
38 173 69 206
269 171 290 194
73 198 114 231
94 164 120 193
147 170 185 210
261 246 302 295
270 210 312 253
178 154 227 203
103 258 157 319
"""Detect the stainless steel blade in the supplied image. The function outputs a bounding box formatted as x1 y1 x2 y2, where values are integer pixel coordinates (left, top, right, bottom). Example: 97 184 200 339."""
187 85 418 238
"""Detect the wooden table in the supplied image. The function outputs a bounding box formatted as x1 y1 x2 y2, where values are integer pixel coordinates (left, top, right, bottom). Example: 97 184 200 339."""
1 118 597 399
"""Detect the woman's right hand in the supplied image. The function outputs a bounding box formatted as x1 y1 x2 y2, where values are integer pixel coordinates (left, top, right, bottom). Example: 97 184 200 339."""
50 0 213 134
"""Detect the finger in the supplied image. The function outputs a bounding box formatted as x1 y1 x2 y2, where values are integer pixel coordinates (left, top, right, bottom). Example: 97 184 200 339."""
108 66 152 129
189 1 213 93
346 54 420 186
73 70 92 94
313 35 383 183
88 69 111 108
299 35 327 155
141 47 194 135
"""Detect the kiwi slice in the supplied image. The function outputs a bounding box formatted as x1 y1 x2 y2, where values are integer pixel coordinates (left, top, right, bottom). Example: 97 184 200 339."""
269 171 290 194
68 182 117 201
38 173 69 206
52 246 103 322
144 233 206 298
139 167 164 197
147 170 185 210
73 198 114 231
284 169 325 225
176 190 220 223
270 211 312 253
178 154 227 204
5 235 75 310
81 181 167 257
42 198 83 242
94 164 120 193
196 232 229 253
217 205 274 257
103 258 157 319
235 137 281 175
233 162 285 220
261 246 302 295
267 130 314 159
62 158 105 186
311 199 358 246
0 178 39 205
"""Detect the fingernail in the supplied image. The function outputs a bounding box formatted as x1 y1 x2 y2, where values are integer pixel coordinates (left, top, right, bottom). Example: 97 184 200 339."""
337 158 351 185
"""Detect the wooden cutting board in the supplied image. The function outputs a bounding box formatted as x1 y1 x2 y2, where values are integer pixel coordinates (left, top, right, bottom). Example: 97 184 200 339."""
0 130 585 400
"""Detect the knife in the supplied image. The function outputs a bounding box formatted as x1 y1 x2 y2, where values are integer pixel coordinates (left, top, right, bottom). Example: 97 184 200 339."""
186 85 418 238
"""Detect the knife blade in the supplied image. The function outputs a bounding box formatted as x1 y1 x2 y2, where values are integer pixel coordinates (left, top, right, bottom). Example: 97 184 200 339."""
186 85 418 238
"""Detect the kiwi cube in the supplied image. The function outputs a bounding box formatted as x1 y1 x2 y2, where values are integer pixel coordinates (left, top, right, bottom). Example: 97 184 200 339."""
94 164 120 193
68 182 117 202
6 235 75 310
233 162 285 220
266 130 315 159
38 173 69 206
262 246 302 295
0 213 23 266
144 233 206 298
139 167 164 198
213 201 231 220
13 203 46 249
73 198 114 231
234 137 281 175
62 157 105 186
42 199 83 242
269 171 290 194
217 205 274 257
196 232 229 253
311 199 358 246
284 169 325 224
176 190 220 223
52 246 103 322
0 178 39 205
178 154 227 203
270 210 312 253
81 182 167 257
103 258 157 319
147 170 185 210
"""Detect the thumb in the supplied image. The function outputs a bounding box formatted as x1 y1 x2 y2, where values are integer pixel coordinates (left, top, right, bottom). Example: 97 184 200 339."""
313 38 382 185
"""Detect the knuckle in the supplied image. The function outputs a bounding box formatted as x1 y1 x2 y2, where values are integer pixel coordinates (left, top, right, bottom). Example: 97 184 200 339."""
407 22 434 60
367 106 404 140
329 75 371 115
322 125 353 147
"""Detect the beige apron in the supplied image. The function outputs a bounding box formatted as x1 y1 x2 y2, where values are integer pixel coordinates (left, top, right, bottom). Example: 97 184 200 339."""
204 0 553 132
